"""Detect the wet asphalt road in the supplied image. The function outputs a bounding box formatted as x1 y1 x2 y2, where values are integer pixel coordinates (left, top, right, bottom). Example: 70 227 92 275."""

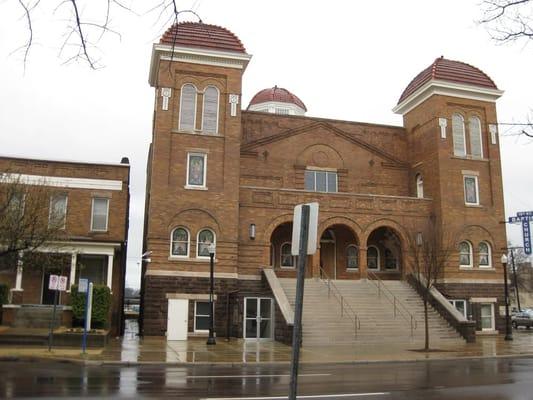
1 357 533 399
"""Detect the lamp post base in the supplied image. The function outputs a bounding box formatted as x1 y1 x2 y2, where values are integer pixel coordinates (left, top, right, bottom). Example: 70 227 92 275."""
206 336 216 345
504 333 513 341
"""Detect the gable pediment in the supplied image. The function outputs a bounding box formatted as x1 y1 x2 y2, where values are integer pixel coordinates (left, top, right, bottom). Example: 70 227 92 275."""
241 121 407 167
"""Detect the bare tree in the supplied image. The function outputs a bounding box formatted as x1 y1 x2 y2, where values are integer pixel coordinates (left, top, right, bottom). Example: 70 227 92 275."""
11 0 198 70
409 216 453 351
0 172 66 271
479 0 533 44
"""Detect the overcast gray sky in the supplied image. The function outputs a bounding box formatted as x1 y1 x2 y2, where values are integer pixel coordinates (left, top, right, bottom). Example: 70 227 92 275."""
1 0 532 288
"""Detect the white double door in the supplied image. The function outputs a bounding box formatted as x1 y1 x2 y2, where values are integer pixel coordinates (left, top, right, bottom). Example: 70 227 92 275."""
244 297 273 340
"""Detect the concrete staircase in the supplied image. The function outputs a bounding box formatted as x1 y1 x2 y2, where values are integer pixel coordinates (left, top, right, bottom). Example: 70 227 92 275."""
278 278 464 346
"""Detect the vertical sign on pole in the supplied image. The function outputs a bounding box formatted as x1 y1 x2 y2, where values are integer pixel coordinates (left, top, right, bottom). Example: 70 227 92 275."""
79 278 89 354
522 220 531 255
509 212 533 255
289 202 318 400
48 275 69 351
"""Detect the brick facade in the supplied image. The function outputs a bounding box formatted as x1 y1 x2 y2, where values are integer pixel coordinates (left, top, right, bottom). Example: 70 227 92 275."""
141 23 507 340
0 156 130 335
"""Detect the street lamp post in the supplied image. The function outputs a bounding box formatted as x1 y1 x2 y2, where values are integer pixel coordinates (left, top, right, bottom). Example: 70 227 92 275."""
501 254 513 341
207 242 217 345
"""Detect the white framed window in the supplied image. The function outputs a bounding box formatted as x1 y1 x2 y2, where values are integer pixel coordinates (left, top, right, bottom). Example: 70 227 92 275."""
280 242 295 268
7 192 25 218
384 248 398 270
459 241 473 267
49 194 67 229
479 241 492 268
170 227 189 257
91 198 109 232
194 301 211 332
449 299 467 318
346 245 359 270
452 113 466 157
186 153 207 189
179 84 197 132
480 303 495 331
304 170 338 192
469 116 483 158
197 229 215 258
367 246 379 270
416 174 424 198
464 175 479 205
202 86 219 135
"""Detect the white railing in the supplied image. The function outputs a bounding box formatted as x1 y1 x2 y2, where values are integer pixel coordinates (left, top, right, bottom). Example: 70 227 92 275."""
318 266 360 338
367 270 418 336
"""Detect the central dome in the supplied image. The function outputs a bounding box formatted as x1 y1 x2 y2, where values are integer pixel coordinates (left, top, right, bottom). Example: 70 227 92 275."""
248 86 307 115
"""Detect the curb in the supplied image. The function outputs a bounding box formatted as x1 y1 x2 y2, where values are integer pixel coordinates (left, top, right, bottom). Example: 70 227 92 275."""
3 352 533 367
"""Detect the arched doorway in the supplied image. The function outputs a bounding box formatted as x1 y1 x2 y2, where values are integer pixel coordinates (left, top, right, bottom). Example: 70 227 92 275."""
366 226 402 278
270 222 299 277
319 224 360 279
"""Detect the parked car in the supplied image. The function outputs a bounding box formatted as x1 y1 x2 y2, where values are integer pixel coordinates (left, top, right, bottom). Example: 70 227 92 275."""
511 310 533 329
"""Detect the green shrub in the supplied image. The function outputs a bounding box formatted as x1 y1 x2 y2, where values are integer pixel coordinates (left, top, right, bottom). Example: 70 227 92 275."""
70 284 112 329
0 283 8 306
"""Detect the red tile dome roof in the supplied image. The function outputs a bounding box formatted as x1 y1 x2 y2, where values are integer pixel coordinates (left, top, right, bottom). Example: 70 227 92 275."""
248 86 307 111
398 57 498 104
160 22 246 54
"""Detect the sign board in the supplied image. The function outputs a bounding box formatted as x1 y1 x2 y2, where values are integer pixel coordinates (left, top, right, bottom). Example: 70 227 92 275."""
48 274 59 290
58 276 68 291
78 278 88 293
509 211 533 255
523 221 532 255
291 203 319 256
509 216 533 223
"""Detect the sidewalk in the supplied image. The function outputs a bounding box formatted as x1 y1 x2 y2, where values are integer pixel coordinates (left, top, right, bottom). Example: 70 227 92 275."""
1 321 533 365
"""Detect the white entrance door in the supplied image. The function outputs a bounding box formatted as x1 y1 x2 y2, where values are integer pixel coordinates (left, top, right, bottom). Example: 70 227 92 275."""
244 297 273 340
167 299 188 340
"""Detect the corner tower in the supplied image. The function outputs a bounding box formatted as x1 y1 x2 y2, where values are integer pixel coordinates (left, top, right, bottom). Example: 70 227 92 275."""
394 57 507 332
141 22 251 336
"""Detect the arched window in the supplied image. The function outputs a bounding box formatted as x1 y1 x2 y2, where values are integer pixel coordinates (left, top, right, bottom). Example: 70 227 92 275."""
346 245 359 269
179 84 197 132
280 242 295 268
171 227 189 257
416 174 424 198
367 246 379 270
459 241 473 267
202 86 219 134
197 229 215 258
384 248 398 270
452 113 466 157
479 241 492 268
469 116 483 158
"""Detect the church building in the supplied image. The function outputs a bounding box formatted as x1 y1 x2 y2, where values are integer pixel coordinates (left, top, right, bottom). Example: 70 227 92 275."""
140 22 507 344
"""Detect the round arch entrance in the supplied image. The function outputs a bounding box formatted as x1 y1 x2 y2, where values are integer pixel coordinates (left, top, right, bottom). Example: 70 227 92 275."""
366 226 403 278
319 224 360 280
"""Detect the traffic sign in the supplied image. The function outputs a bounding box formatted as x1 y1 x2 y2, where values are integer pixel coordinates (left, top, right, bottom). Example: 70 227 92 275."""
78 278 88 293
291 203 319 256
48 275 59 290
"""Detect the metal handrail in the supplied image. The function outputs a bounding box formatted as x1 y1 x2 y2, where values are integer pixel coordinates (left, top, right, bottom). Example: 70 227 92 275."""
366 270 417 336
318 266 361 338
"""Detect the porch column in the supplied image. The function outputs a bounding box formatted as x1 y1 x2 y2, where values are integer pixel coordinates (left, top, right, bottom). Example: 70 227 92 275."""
311 246 321 279
69 253 77 291
106 253 114 290
10 251 24 304
359 246 368 279
15 251 23 290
